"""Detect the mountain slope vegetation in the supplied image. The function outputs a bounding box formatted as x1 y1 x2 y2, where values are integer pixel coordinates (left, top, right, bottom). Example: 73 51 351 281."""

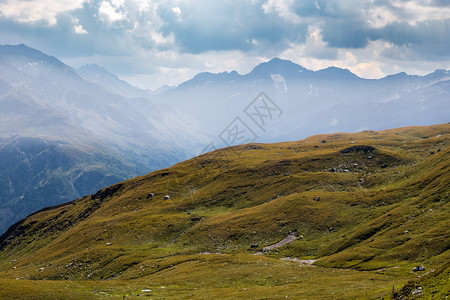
2 43 449 237
0 123 448 299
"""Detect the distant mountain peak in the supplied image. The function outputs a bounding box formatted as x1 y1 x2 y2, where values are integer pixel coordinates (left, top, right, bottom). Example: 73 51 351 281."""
321 66 350 72
1 43 35 53
266 57 284 64
266 57 298 65
380 72 413 81
78 63 108 73
178 70 242 89
272 57 307 69
249 58 308 77
429 69 450 76
152 84 175 95
423 68 450 84
315 66 360 80
77 63 120 80
0 44 65 68
76 63 150 98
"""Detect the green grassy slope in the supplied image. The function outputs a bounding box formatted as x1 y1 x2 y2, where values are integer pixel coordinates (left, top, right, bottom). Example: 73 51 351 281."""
0 123 448 299
393 261 450 299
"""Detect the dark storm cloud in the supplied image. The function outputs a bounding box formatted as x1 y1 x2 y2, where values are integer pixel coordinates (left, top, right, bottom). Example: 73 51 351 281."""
0 1 132 57
380 19 450 60
1 0 449 61
156 1 307 54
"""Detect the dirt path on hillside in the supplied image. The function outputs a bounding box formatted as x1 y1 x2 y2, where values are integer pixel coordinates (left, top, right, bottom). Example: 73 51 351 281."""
280 257 317 266
254 232 297 255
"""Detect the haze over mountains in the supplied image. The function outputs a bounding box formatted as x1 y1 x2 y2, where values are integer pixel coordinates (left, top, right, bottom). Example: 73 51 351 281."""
0 44 209 234
154 57 450 147
0 44 449 235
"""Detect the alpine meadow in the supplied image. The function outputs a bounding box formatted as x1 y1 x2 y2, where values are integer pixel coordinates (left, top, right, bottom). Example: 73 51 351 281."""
0 0 449 299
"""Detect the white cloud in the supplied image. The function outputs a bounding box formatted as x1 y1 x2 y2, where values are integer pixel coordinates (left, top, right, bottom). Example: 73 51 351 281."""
150 30 175 47
280 25 337 61
366 0 450 28
313 0 320 10
113 49 264 90
280 33 388 79
99 0 126 23
74 24 87 34
172 7 181 15
348 62 385 79
262 0 301 24
366 6 397 28
128 0 150 12
391 0 450 25
111 0 125 8
0 0 86 25
72 17 87 34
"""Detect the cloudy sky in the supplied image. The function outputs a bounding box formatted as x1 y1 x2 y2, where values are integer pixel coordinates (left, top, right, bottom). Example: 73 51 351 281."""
1 0 449 90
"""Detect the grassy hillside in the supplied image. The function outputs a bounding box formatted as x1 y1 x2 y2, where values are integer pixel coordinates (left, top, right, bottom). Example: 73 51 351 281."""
0 123 448 299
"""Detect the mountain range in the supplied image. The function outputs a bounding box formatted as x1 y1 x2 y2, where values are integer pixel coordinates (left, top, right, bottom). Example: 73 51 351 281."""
0 44 209 234
153 57 450 146
0 44 449 236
